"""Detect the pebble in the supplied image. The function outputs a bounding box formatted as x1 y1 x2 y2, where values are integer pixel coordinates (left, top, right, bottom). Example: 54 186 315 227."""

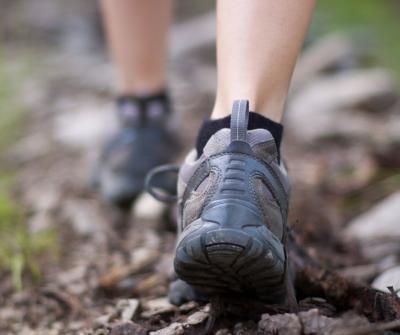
287 68 396 143
185 309 208 326
258 313 302 335
344 192 400 241
141 297 177 318
110 321 146 335
149 322 184 335
117 299 140 321
372 266 400 295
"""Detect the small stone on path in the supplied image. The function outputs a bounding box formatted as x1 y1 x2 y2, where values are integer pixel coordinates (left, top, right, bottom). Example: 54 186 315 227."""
372 266 400 295
344 192 400 241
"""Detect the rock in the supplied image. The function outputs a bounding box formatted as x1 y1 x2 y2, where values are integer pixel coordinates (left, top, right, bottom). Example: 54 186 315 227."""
344 192 400 241
141 297 177 318
133 193 166 223
53 100 115 150
258 310 371 335
372 266 400 295
185 309 209 326
298 309 337 335
362 241 400 262
24 184 61 213
132 273 167 296
339 255 397 281
299 309 370 335
258 313 302 335
62 198 106 236
92 314 112 329
116 299 140 322
178 301 198 313
110 321 146 335
286 69 397 143
149 322 184 335
292 33 358 89
148 306 208 334
327 312 371 334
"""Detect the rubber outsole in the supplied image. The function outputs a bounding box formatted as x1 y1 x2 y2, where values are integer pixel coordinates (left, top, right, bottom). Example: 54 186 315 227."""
174 225 287 304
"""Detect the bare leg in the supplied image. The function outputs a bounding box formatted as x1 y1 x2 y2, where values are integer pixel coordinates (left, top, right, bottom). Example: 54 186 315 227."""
96 0 175 207
100 0 174 95
212 0 315 121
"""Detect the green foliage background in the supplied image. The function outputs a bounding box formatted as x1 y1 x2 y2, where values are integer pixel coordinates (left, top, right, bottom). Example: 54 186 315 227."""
0 50 57 290
316 0 400 75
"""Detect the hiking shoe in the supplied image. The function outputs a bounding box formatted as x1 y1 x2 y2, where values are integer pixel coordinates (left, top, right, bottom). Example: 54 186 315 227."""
168 279 208 306
173 100 293 304
94 93 177 208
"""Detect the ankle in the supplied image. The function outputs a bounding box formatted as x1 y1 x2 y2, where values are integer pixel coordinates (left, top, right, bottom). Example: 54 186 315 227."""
195 111 283 158
212 95 285 123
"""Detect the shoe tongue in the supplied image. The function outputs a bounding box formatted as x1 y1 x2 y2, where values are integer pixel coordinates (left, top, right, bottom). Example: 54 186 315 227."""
203 128 278 162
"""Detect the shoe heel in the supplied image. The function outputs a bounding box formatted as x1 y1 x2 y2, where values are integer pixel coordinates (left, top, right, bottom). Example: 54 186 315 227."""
174 224 287 303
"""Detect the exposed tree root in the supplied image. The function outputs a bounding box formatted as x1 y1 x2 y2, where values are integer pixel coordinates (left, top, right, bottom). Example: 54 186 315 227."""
289 232 400 322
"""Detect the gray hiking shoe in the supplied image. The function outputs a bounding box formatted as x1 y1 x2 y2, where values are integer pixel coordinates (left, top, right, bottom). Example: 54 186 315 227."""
94 94 177 208
173 100 293 304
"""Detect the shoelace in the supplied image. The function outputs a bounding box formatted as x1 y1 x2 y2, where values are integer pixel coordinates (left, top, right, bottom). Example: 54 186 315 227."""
145 164 179 203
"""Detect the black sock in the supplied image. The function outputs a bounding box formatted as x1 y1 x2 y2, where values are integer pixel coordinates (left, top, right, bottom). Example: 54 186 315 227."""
117 91 170 126
196 112 283 158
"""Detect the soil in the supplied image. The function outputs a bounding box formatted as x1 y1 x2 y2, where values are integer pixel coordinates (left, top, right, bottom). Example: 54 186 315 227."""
1 1 400 334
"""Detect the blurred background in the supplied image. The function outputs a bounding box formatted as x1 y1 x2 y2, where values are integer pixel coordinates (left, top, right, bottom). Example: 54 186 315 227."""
0 0 399 333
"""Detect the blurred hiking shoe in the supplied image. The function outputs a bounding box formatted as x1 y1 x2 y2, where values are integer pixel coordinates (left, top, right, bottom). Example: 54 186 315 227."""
168 100 294 305
93 92 177 209
168 279 208 306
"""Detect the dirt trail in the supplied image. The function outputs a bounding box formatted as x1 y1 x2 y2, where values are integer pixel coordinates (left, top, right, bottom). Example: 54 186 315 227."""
1 1 400 334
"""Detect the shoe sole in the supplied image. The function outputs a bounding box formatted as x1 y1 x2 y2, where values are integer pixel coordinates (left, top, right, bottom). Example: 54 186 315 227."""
174 224 287 304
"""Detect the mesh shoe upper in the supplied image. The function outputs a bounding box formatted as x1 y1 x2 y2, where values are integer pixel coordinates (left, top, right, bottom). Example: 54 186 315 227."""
177 113 290 242
172 100 292 303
